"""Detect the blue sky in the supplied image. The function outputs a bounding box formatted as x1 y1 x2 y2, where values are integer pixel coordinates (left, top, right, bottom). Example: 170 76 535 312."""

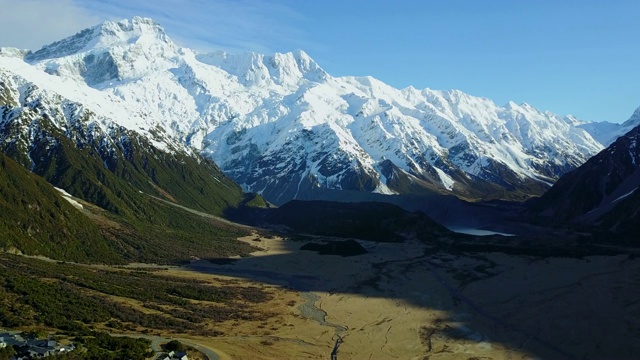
0 0 638 123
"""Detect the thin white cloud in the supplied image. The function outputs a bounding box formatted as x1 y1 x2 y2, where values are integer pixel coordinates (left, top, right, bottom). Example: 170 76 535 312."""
0 0 100 50
74 0 310 54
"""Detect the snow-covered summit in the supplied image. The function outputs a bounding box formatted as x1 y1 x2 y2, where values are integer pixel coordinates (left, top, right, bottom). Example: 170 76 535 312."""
0 17 618 204
25 16 173 61
623 106 640 128
577 106 640 146
23 17 179 87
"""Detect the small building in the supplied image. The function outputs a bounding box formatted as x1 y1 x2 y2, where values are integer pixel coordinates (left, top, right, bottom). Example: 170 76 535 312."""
1 331 72 359
174 351 189 360
28 347 55 358
1 333 26 347
58 344 76 353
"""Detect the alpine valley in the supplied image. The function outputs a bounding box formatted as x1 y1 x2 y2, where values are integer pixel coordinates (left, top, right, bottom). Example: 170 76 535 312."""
1 16 640 360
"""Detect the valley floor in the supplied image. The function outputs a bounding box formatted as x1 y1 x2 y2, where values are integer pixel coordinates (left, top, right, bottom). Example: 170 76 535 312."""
156 233 640 360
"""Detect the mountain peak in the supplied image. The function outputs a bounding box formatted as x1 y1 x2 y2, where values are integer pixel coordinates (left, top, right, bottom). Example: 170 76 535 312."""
504 100 533 110
289 49 318 70
505 100 518 108
25 16 174 62
21 17 180 87
196 48 327 87
622 106 640 128
98 16 168 41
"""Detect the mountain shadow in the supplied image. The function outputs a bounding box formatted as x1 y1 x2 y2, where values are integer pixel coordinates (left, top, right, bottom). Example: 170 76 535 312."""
191 200 640 359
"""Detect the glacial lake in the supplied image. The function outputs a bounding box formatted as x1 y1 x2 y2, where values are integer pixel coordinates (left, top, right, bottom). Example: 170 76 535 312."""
448 227 515 237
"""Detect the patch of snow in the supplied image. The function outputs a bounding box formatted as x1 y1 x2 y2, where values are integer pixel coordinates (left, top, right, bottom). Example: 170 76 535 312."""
448 227 515 237
434 167 455 191
612 187 638 203
54 187 83 209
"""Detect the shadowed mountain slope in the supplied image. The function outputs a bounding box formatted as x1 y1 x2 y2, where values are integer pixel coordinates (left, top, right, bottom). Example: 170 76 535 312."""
526 125 640 242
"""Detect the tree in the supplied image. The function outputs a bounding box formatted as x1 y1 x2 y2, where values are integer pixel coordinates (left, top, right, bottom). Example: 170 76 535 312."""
164 340 186 352
0 346 16 360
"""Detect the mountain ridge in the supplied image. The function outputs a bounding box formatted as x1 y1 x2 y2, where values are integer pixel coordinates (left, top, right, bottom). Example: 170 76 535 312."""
526 124 640 242
0 17 618 205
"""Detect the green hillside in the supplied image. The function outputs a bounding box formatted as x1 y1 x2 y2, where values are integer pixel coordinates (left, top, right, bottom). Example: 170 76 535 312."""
0 151 257 263
0 153 120 263
0 115 244 218
0 89 276 262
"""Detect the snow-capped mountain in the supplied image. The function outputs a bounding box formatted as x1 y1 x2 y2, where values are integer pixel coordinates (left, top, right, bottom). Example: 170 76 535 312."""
0 54 245 217
0 17 610 204
576 106 640 146
625 106 640 128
